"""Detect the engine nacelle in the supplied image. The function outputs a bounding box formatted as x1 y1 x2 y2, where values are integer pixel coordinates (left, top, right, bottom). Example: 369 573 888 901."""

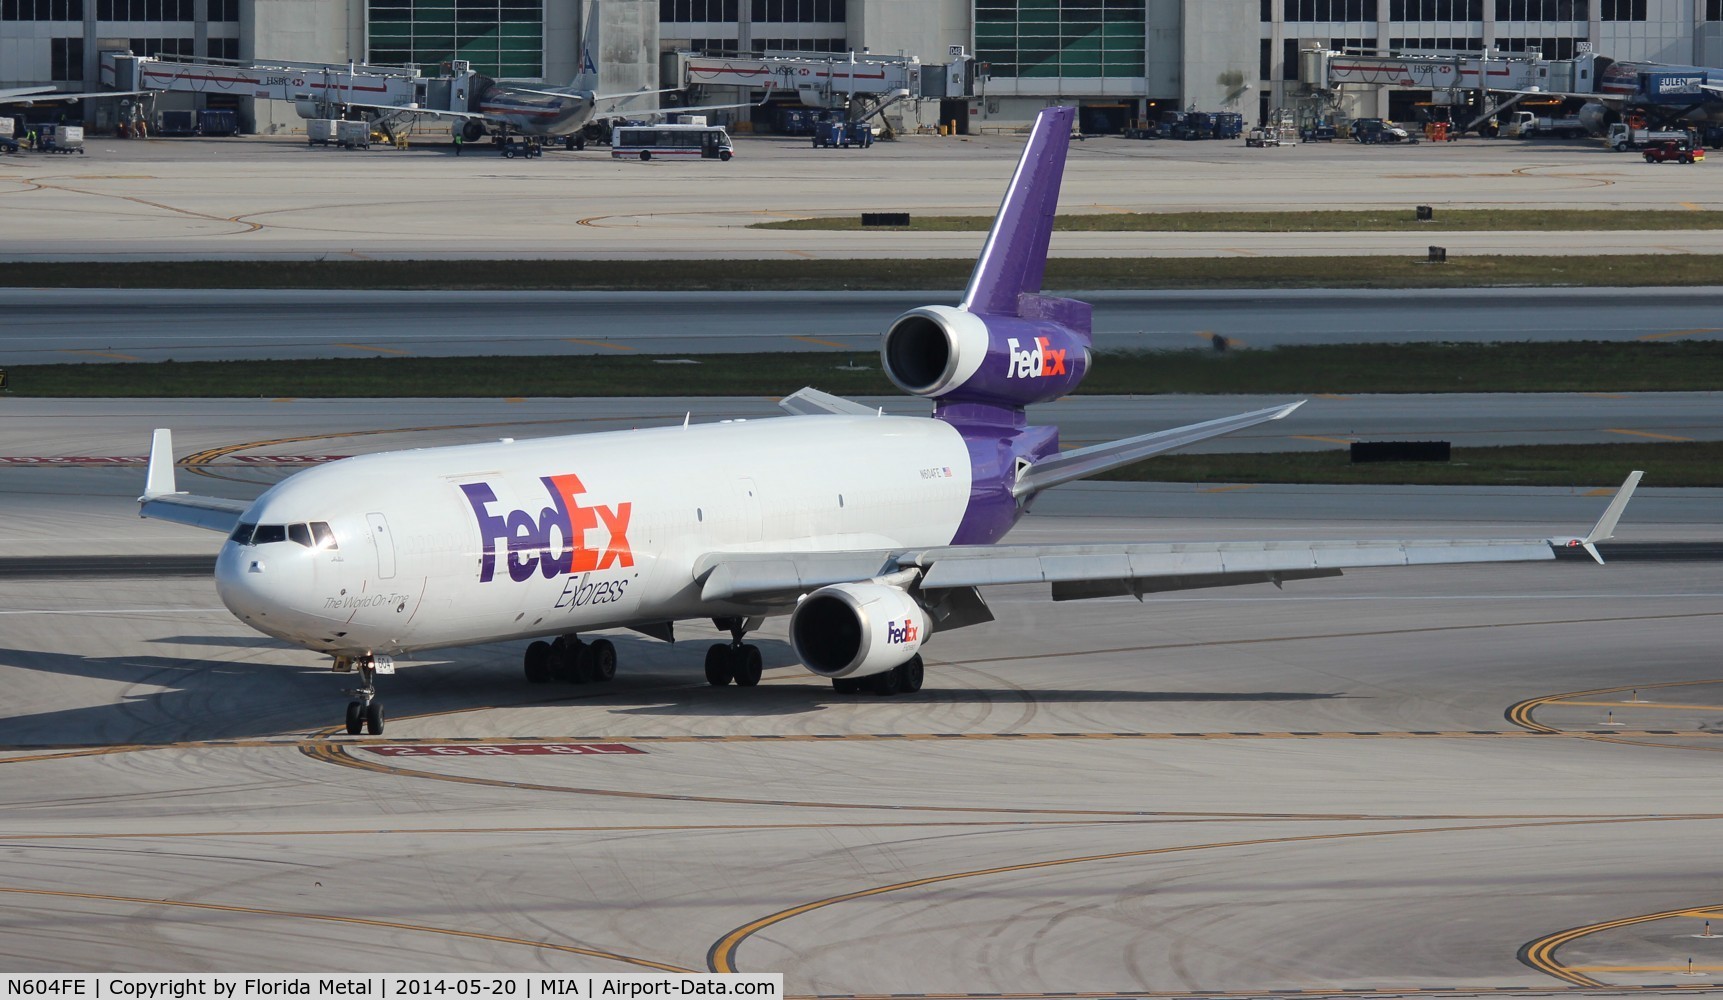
882 304 1090 408
790 582 929 678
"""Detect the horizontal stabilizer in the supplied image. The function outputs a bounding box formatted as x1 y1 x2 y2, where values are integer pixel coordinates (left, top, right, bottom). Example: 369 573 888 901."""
778 387 877 417
1012 401 1304 498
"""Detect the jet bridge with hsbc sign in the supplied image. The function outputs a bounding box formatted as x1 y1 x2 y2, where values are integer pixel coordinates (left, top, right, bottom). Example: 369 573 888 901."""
101 52 461 131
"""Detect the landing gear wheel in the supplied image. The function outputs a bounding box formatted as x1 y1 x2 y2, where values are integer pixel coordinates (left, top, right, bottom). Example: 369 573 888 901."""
364 702 385 735
345 701 364 734
832 677 861 694
733 644 763 687
550 636 586 683
524 640 552 683
704 643 734 686
898 655 924 694
872 666 904 696
639 150 651 161
573 135 587 150
571 644 596 684
588 638 617 682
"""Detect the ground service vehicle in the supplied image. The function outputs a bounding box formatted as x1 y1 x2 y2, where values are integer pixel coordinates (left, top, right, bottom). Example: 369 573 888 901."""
1351 118 1411 143
1643 138 1703 163
1608 122 1690 151
612 123 734 161
1245 127 1279 147
1301 122 1337 142
812 120 872 148
1503 111 1590 138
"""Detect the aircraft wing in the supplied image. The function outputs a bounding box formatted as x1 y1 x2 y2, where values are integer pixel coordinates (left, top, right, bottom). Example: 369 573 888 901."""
137 429 250 533
693 473 1642 610
343 101 491 121
777 387 878 416
1 88 150 104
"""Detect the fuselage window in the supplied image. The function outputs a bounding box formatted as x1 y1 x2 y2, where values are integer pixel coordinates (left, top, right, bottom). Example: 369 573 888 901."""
696 508 703 522
311 521 338 550
230 522 257 545
288 523 312 547
252 524 287 545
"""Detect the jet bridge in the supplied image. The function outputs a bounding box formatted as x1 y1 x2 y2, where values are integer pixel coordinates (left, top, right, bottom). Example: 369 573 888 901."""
1300 48 1601 133
670 49 970 125
101 52 482 127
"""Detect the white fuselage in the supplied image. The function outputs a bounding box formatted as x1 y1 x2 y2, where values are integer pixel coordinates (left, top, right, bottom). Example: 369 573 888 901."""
215 415 975 657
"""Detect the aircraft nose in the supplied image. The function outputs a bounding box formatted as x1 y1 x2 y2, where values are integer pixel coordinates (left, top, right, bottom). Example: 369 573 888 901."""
215 540 317 636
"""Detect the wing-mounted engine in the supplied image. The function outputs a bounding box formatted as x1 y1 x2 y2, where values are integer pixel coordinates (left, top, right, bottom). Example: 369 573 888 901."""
789 582 928 678
882 298 1091 408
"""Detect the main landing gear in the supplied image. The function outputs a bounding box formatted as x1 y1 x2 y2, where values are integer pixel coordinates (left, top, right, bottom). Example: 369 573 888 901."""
339 655 386 736
523 634 617 685
832 655 924 697
705 617 764 687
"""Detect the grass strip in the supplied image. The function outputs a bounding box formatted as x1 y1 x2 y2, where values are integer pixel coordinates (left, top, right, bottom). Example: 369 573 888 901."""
7 254 1723 290
1100 441 1722 488
6 342 1720 397
752 209 1723 233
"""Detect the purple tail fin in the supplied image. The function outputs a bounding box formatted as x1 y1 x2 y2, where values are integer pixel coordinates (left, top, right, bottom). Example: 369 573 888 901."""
959 105 1075 318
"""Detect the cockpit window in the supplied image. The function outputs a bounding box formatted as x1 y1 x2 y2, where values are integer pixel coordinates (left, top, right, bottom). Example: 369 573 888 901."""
310 521 338 550
230 522 256 545
287 523 312 547
252 524 287 545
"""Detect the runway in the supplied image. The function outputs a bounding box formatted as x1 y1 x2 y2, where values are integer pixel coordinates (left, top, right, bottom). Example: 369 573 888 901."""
2 133 1720 260
7 287 1723 362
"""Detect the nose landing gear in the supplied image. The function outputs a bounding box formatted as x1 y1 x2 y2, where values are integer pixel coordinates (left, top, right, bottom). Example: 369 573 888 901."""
336 654 389 735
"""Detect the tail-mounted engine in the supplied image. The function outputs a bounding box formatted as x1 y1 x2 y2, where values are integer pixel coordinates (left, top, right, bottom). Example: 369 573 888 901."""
882 300 1092 409
789 582 929 678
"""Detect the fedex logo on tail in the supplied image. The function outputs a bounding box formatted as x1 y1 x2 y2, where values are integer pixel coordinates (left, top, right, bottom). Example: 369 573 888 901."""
887 618 918 644
461 474 632 584
1005 337 1068 379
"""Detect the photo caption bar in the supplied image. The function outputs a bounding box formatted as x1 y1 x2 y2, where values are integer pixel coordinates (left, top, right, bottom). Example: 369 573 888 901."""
2 975 782 1000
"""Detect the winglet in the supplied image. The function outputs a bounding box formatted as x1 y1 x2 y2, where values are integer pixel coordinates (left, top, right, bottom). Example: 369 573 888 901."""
959 106 1076 317
143 428 178 499
1552 471 1643 564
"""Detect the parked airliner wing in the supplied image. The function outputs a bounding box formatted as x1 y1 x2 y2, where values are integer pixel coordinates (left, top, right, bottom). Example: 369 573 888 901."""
694 472 1642 608
137 429 248 533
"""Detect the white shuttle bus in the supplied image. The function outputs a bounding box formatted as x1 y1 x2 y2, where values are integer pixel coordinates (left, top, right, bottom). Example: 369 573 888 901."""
611 122 734 161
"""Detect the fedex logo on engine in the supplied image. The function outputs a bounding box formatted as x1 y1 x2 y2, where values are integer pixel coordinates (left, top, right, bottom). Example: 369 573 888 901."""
886 618 918 644
1005 337 1068 379
461 474 632 584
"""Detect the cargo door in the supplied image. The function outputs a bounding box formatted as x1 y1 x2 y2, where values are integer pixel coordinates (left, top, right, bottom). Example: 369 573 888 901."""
366 512 397 579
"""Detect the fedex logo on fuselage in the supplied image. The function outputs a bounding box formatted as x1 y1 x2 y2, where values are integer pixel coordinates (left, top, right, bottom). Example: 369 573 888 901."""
1005 337 1068 379
886 618 918 644
461 474 632 584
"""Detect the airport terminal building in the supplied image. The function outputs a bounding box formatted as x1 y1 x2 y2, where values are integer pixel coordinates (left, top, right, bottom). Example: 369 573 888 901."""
4 0 1723 130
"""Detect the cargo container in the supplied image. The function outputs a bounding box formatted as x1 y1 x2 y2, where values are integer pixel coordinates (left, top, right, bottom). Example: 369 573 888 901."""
197 109 240 136
38 124 83 154
336 119 371 149
156 110 198 136
307 119 338 146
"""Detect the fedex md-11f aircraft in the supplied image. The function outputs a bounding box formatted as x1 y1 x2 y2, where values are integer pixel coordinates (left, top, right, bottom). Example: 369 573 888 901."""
139 106 1641 735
